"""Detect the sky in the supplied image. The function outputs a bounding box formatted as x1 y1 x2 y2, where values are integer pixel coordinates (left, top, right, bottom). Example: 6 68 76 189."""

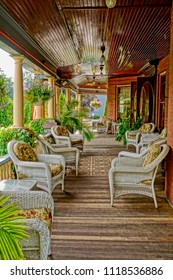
0 48 14 79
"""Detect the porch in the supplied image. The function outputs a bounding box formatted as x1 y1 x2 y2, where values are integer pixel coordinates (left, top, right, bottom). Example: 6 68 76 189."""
50 133 173 260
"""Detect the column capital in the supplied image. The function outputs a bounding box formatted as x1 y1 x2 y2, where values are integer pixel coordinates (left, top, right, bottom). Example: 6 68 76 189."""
10 55 24 63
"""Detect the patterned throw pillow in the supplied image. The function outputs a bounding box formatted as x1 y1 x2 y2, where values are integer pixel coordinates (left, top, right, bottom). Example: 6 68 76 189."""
139 123 152 133
19 208 52 231
49 164 63 177
143 144 161 167
54 126 69 136
13 142 38 162
160 128 167 139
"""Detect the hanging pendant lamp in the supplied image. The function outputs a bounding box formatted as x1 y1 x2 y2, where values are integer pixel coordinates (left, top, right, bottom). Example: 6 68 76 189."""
106 0 116 8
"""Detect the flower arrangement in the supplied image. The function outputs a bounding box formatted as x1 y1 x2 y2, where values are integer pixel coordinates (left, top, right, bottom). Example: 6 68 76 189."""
24 80 53 105
90 99 102 110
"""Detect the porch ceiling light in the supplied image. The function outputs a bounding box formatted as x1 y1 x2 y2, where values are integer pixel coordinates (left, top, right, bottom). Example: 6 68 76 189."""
106 0 116 8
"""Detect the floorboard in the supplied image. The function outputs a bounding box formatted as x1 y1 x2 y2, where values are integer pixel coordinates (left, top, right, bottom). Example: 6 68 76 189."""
51 133 173 260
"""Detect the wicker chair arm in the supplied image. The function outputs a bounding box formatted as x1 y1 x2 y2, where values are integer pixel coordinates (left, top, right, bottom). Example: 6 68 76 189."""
111 156 144 168
37 154 65 166
0 191 54 216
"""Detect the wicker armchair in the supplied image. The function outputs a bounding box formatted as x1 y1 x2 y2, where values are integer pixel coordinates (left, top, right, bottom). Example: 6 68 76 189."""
139 128 167 150
109 144 170 208
95 116 112 133
37 135 80 176
118 136 167 158
0 190 54 260
51 125 84 152
7 140 65 194
125 122 155 152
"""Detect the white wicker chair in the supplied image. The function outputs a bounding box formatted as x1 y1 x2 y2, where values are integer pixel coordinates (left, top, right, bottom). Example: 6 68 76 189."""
95 117 112 133
37 135 80 176
109 144 170 208
118 137 167 158
7 140 65 194
51 125 84 152
0 190 54 260
125 122 155 152
138 128 167 151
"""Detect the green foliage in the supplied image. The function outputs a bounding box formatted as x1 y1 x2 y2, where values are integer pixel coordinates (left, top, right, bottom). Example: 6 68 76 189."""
25 80 53 104
0 96 13 127
116 118 131 145
90 114 100 119
103 98 107 116
0 195 28 260
0 70 13 127
27 118 50 135
0 69 13 99
59 91 66 114
116 118 143 145
131 118 142 130
57 99 94 141
0 127 37 156
24 99 33 124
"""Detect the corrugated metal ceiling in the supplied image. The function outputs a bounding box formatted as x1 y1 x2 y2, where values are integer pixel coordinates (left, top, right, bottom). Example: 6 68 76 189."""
0 0 172 87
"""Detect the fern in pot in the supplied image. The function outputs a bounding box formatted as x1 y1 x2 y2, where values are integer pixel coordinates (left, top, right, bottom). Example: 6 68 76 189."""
24 80 53 105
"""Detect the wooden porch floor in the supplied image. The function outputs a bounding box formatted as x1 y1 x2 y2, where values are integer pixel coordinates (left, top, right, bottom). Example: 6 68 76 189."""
51 133 173 260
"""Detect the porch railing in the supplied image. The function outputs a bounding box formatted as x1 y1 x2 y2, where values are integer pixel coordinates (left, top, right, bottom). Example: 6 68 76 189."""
0 155 15 180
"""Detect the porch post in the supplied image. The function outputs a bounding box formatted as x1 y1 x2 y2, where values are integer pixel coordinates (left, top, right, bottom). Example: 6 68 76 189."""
55 86 60 116
48 76 55 118
66 87 71 103
166 6 173 205
11 55 24 128
77 90 81 111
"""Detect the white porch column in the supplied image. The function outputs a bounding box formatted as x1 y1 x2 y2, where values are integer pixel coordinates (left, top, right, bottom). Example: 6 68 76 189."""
11 55 24 127
55 86 60 116
48 76 55 118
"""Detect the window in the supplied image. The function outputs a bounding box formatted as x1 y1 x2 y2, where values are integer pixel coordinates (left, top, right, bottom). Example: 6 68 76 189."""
117 86 131 119
158 72 166 130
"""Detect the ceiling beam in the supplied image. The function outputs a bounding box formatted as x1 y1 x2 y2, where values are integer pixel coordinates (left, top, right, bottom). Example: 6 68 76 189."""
62 5 172 11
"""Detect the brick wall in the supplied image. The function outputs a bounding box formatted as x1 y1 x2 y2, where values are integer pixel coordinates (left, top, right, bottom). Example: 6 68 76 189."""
165 8 173 206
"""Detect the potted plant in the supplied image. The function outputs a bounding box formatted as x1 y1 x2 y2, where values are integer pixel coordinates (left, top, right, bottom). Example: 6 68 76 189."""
90 99 102 110
58 99 94 141
0 195 28 260
24 80 53 105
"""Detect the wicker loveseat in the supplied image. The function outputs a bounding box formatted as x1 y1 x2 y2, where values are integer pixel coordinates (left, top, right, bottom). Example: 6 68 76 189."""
8 140 65 194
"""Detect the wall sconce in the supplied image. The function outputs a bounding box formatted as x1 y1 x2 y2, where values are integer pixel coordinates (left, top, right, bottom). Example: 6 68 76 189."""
106 0 116 8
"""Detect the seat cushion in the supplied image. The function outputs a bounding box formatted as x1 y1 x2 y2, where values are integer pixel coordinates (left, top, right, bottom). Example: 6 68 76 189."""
71 138 83 145
19 208 52 231
143 144 161 167
139 123 151 133
53 126 69 136
13 142 38 162
49 164 63 177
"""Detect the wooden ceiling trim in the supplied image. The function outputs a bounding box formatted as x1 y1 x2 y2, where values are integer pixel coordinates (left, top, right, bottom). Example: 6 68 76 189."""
108 8 141 73
134 8 170 60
